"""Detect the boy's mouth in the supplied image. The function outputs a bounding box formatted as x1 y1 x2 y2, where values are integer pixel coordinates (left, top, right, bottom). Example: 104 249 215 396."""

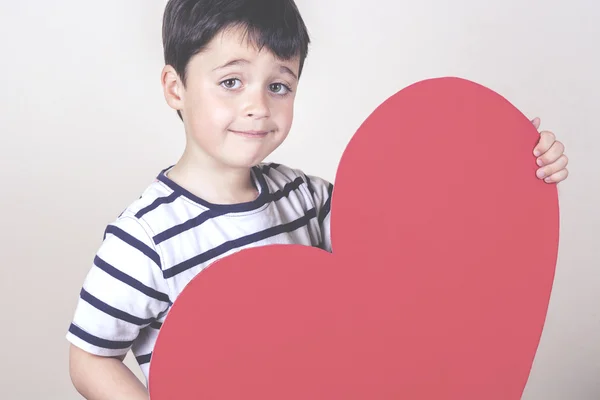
229 129 271 138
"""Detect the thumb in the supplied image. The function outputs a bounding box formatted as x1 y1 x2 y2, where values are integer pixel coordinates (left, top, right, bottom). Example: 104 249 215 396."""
531 117 541 130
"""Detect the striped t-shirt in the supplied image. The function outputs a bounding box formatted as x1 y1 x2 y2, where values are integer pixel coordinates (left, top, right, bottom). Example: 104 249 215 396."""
65 162 333 381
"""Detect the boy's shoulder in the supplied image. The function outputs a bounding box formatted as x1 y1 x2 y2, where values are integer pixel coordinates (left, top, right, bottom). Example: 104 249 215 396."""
257 162 333 217
100 171 175 241
257 162 333 191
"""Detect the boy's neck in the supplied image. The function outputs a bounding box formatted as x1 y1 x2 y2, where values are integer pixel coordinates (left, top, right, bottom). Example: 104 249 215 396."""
167 150 259 206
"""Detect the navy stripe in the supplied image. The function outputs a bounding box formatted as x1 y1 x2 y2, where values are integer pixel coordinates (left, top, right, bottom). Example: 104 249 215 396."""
68 323 133 350
94 256 171 304
154 177 305 245
80 288 155 326
154 208 233 245
105 210 128 240
164 208 317 279
270 177 304 201
136 352 152 365
150 321 162 329
261 162 280 175
304 175 316 196
318 183 334 225
157 307 170 320
105 225 161 268
135 192 180 219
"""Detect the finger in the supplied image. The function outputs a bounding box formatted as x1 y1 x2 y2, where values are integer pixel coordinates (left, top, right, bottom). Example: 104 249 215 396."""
531 117 541 130
533 130 556 157
536 140 565 166
537 154 569 179
544 168 569 184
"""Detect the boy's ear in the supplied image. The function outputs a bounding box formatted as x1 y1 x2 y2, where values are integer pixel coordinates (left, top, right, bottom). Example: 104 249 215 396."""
161 65 184 112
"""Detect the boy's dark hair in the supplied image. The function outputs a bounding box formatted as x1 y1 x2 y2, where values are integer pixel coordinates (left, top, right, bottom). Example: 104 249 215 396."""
162 0 311 120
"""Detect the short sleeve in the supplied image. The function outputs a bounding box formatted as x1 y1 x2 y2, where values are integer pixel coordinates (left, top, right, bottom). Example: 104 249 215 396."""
304 173 333 252
66 215 171 357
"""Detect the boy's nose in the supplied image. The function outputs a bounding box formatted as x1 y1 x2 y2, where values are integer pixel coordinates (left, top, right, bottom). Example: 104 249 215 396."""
244 90 270 118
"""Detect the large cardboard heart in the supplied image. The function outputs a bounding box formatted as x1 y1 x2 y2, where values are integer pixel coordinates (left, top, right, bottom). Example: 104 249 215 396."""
148 77 559 399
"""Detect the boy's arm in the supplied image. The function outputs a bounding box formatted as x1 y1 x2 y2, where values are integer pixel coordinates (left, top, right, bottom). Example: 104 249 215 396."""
66 215 170 399
69 345 148 400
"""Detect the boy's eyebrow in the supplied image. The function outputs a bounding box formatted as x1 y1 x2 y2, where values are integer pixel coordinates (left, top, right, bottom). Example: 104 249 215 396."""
213 58 298 81
213 58 249 71
279 66 298 81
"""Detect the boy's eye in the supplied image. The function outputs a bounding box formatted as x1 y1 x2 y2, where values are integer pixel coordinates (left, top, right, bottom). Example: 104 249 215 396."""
221 78 241 89
270 83 291 95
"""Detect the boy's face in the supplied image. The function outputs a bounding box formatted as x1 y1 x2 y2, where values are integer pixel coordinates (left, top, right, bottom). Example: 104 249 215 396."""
162 26 300 170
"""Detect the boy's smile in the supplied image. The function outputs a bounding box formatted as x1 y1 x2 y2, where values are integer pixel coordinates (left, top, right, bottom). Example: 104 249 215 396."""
228 129 271 138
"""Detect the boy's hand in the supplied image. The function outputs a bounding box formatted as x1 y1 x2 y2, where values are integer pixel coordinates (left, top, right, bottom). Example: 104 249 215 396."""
531 117 569 184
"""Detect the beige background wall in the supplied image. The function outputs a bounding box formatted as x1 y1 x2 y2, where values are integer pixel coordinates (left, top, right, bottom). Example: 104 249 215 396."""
0 0 598 399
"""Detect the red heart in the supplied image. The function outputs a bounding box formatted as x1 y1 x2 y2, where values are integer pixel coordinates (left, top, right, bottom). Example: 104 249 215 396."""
148 77 559 399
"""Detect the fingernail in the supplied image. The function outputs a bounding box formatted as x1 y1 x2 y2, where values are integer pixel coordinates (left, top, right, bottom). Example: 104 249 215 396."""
534 150 541 157
537 158 544 166
537 169 546 178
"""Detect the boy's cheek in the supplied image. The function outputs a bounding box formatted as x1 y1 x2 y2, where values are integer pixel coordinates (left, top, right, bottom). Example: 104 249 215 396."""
273 107 295 130
276 96 296 116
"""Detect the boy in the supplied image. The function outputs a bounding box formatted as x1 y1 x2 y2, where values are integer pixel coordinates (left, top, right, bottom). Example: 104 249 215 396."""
66 0 569 398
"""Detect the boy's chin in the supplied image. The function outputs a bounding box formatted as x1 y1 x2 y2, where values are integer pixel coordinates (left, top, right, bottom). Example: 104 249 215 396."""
221 146 282 169
219 154 269 169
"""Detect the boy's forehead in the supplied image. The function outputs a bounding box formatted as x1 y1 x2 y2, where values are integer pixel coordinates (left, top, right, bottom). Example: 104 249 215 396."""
202 26 300 71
